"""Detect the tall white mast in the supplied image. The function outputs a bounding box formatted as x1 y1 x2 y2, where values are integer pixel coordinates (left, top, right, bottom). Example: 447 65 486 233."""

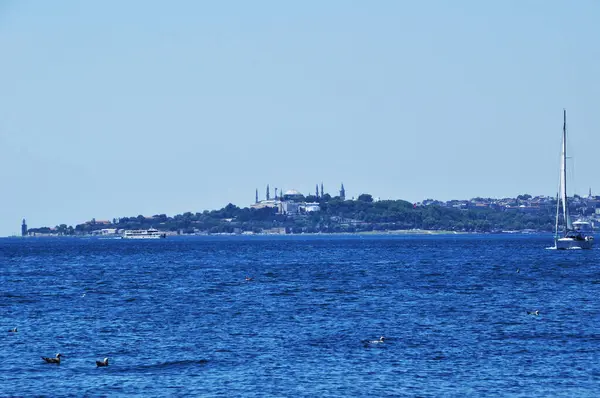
561 109 571 233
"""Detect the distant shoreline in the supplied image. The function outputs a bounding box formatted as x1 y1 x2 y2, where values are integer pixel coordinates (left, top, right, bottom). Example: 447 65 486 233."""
5 229 556 239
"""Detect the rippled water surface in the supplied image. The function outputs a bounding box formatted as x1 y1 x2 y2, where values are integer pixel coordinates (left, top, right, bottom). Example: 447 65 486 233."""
2 234 600 396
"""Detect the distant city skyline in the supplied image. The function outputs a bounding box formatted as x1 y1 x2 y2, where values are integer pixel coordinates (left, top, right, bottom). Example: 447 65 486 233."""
1 1 599 236
22 188 600 233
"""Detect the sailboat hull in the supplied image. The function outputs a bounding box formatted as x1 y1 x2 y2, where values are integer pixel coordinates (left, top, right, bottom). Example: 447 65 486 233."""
555 237 594 250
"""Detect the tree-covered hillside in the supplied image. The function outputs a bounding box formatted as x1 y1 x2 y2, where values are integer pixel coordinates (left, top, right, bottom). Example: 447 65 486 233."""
27 194 559 235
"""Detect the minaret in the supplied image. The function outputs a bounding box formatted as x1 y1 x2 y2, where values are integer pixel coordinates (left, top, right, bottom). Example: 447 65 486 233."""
255 189 259 204
275 188 278 200
340 183 346 200
315 184 319 199
266 184 270 201
21 219 27 237
320 183 324 198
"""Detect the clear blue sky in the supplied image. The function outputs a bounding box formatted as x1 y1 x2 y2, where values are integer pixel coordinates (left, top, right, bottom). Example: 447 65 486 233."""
1 1 599 235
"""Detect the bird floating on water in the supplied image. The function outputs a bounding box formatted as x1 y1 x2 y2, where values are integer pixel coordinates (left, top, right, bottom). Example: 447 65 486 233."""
96 357 109 367
8 327 17 333
245 276 254 281
369 336 386 344
42 353 62 364
527 310 540 316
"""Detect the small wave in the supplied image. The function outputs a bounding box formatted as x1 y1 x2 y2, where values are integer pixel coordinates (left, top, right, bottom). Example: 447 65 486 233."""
270 289 300 296
3 292 24 298
135 359 209 370
423 272 444 277
3 297 39 304
84 290 115 296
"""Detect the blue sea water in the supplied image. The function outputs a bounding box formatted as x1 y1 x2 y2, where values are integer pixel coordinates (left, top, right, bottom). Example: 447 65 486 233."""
1 234 600 397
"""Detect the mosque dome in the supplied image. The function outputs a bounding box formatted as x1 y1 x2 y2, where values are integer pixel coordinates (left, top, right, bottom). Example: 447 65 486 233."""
284 189 302 196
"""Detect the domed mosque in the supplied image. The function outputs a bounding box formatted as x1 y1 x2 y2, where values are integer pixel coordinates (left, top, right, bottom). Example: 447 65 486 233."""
252 184 328 214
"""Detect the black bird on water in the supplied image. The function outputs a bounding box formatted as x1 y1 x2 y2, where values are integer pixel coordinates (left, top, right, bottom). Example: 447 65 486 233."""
363 336 386 347
41 353 62 364
96 357 109 367
8 327 17 333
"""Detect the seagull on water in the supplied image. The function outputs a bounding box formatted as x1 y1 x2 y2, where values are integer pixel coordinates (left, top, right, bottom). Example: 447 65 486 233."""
96 357 109 367
369 336 386 344
42 353 62 364
527 310 540 316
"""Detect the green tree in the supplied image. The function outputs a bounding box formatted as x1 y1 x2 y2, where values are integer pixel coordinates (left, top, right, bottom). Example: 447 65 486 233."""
304 195 318 203
320 193 332 202
357 194 373 202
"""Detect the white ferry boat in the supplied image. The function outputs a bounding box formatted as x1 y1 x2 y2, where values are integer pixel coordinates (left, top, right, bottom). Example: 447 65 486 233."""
122 228 166 239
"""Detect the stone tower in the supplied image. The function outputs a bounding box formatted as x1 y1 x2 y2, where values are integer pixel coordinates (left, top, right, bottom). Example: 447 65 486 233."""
21 219 27 237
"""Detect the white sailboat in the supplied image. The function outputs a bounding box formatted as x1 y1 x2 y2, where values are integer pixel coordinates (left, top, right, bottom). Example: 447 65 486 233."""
554 109 594 250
